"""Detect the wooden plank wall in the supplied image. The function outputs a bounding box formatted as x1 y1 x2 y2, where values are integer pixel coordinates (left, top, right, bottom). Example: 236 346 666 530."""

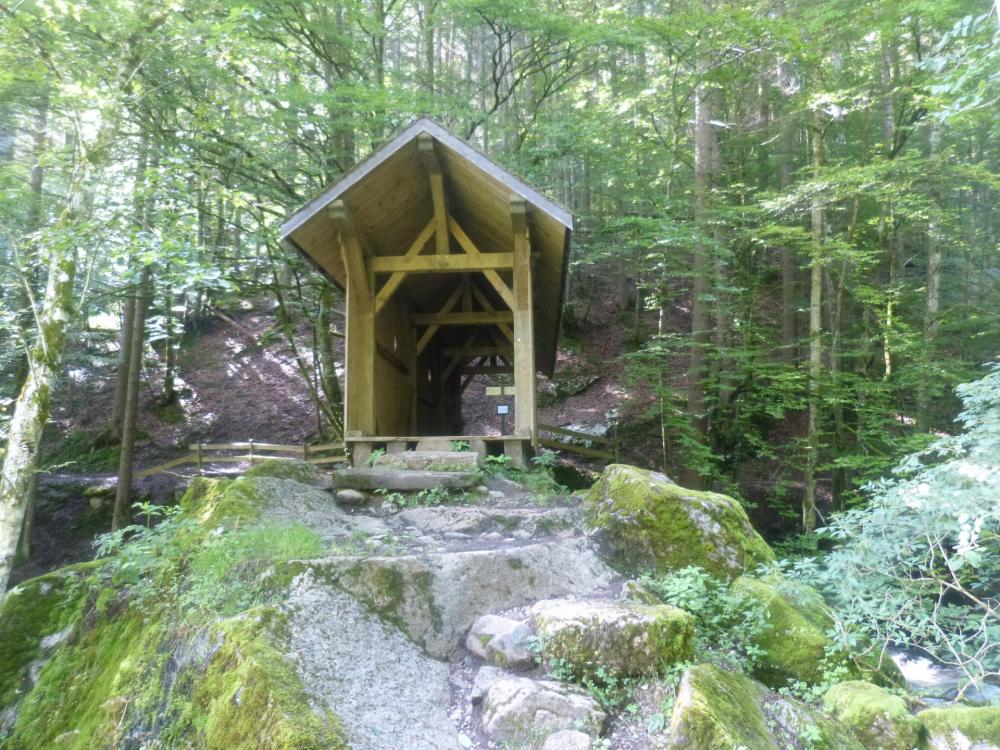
374 294 415 435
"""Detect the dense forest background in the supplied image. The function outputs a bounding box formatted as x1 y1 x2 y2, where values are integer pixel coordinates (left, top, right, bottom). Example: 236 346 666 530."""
0 0 998 579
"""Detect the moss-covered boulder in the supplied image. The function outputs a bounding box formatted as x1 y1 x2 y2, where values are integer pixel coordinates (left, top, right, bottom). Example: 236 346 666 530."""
918 706 1000 750
584 464 774 579
530 598 694 678
0 562 100 722
732 575 902 688
823 681 924 750
666 663 864 750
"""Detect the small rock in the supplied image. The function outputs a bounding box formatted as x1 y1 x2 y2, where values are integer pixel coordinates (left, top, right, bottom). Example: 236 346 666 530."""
480 675 606 742
488 490 505 501
542 729 593 750
512 529 532 540
482 532 504 542
466 614 537 670
457 733 473 749
443 531 472 541
474 485 489 494
619 580 662 605
470 666 506 703
335 488 369 506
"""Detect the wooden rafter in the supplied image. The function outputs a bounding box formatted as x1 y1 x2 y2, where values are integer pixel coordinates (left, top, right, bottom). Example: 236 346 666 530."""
417 133 450 255
416 283 464 354
443 331 483 380
374 219 435 314
448 216 515 309
471 284 515 343
441 345 512 358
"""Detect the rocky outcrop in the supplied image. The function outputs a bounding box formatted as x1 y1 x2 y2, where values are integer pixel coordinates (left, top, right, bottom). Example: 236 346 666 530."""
530 598 694 677
584 464 774 578
478 672 607 743
666 663 864 750
918 706 1000 750
465 614 536 670
304 539 616 658
823 681 924 750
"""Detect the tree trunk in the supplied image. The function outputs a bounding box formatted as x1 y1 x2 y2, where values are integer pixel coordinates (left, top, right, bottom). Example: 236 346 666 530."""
0 241 77 593
161 285 176 404
109 293 136 440
919 123 942 430
778 65 797 362
685 11 714 485
803 100 825 534
317 283 344 439
112 268 152 531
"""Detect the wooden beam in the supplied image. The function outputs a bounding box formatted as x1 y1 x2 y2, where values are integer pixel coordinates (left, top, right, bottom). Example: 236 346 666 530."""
372 252 513 274
332 201 370 310
448 216 515 309
460 364 514 375
416 283 464 354
417 133 450 255
441 345 512 358
411 311 513 326
374 219 435 314
443 331 482 380
471 284 515 343
511 194 536 445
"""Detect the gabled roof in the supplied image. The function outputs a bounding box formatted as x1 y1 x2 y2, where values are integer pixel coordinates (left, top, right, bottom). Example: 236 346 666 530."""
280 117 573 376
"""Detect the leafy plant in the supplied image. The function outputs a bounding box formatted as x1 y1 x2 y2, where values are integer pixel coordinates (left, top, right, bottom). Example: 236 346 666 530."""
365 448 386 467
483 454 512 474
789 362 1000 700
449 440 470 452
641 566 769 672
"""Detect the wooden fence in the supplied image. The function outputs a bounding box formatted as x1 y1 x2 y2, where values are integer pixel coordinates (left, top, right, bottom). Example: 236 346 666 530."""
537 423 618 462
134 440 347 480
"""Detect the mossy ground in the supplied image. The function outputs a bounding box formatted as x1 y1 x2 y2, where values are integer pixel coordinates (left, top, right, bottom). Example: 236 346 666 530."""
584 464 774 579
0 466 346 749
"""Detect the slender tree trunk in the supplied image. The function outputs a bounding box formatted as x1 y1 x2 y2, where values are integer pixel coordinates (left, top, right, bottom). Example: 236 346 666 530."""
803 100 825 534
918 123 942 430
112 268 152 531
0 239 77 593
686 11 714 486
317 283 344 439
778 66 797 362
161 285 176 404
110 294 136 439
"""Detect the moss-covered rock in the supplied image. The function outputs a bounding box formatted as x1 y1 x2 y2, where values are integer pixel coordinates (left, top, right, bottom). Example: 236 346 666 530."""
584 464 774 579
666 663 864 750
918 705 1000 750
530 598 694 678
0 562 100 722
823 681 924 750
732 575 902 688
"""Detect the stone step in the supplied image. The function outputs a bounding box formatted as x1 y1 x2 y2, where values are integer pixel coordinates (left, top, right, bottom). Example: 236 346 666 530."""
331 468 481 492
373 450 480 472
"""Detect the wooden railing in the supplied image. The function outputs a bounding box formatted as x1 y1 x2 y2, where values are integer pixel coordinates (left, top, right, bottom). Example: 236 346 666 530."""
134 440 347 480
537 423 618 462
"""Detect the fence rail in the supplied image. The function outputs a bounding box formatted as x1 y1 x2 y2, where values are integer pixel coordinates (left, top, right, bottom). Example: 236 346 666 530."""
133 440 347 480
537 423 617 462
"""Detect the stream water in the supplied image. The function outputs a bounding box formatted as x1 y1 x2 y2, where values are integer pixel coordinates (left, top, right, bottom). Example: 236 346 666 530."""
891 648 1000 705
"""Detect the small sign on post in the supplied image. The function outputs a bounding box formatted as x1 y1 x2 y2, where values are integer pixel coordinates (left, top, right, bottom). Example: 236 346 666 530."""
497 402 510 435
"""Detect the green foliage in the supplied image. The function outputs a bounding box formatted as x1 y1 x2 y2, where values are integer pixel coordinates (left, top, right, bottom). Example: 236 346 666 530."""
641 566 768 673
42 430 120 473
789 362 1000 697
373 485 467 511
483 454 512 474
365 448 386 467
449 440 470 452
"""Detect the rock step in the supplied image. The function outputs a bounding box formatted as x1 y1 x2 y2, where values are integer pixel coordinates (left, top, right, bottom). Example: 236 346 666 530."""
331 468 481 491
373 450 480 472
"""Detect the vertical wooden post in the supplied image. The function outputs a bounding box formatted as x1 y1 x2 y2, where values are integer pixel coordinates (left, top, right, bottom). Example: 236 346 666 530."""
510 195 537 448
331 200 376 437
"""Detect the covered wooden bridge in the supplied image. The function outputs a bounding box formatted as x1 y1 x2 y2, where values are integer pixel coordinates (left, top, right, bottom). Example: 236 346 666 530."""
280 118 572 467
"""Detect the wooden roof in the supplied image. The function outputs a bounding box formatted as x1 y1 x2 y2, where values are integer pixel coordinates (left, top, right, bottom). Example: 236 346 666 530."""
279 117 573 375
